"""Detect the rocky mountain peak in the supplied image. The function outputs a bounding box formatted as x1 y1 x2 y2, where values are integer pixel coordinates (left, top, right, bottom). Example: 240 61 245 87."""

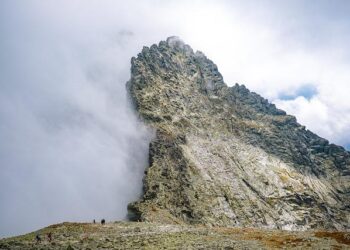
127 37 350 231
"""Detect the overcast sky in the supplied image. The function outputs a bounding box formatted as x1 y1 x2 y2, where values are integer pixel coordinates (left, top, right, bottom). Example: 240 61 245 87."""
1 0 350 237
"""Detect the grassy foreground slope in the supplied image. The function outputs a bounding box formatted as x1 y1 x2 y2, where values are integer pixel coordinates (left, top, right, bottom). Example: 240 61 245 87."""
1 222 349 249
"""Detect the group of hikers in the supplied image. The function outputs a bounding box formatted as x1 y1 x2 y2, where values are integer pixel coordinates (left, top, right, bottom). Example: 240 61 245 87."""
35 232 52 243
93 219 106 225
35 219 106 243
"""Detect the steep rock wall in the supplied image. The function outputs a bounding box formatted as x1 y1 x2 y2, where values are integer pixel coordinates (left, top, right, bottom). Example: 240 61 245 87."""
127 37 350 231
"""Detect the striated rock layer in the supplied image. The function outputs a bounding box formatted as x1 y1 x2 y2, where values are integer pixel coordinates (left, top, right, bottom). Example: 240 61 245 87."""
127 37 350 231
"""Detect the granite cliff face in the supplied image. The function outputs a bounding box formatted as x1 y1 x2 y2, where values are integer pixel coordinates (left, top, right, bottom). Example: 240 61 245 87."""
127 37 350 231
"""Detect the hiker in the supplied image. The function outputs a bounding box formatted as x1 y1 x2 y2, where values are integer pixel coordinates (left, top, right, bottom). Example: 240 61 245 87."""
93 219 96 224
101 219 105 225
47 232 52 242
35 234 41 243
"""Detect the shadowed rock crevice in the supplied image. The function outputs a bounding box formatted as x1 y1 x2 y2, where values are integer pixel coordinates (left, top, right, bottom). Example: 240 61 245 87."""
127 37 350 230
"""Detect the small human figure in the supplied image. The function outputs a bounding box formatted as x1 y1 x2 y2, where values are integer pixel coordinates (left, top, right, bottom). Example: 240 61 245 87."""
101 219 105 225
47 232 52 242
35 234 41 243
93 219 96 224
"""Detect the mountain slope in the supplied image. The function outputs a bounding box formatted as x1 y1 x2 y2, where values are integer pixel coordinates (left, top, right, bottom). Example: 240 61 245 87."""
127 37 350 231
1 222 349 249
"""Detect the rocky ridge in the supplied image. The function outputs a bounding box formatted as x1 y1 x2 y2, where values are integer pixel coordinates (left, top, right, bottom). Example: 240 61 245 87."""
1 222 349 249
127 37 350 231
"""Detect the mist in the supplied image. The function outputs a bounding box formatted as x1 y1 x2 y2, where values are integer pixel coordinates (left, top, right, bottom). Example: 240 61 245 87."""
1 0 350 237
0 1 157 237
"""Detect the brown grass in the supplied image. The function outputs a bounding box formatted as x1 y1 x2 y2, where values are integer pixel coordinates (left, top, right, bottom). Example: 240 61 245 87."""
314 231 350 245
214 227 306 249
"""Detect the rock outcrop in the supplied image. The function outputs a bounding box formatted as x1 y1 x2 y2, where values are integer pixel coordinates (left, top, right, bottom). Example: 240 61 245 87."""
127 37 350 231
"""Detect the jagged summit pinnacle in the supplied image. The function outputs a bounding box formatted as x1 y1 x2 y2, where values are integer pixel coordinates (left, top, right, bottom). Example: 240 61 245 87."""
127 38 350 231
166 36 189 49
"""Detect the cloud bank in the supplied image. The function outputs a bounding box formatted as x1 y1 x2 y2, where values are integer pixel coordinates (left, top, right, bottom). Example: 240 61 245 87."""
0 1 157 237
1 0 350 237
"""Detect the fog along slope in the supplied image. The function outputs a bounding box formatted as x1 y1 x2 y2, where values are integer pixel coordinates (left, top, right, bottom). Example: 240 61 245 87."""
127 37 350 231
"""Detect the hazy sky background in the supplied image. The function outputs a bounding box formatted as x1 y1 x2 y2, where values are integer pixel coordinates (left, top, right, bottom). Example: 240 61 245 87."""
1 0 350 237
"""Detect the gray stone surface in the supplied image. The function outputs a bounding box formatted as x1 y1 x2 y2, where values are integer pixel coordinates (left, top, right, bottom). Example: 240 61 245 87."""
127 37 350 231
